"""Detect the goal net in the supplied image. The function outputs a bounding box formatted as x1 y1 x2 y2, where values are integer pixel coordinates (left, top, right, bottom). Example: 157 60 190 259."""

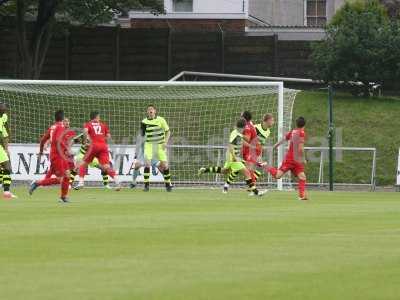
0 80 297 187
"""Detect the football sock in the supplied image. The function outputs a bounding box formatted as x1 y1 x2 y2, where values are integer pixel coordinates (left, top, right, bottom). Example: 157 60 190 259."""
226 170 239 184
144 167 150 186
298 179 306 198
0 169 4 185
163 168 171 186
245 178 258 195
61 176 69 198
69 170 77 184
203 166 221 173
101 170 109 186
2 169 11 192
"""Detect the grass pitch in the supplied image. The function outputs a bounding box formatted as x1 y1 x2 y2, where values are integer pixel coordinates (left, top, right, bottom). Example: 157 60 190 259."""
1 187 399 300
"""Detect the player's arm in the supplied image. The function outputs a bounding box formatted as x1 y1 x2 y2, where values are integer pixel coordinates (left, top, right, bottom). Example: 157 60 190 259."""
39 130 51 155
273 132 291 150
161 118 170 146
1 135 9 154
164 129 170 145
273 138 286 150
229 144 238 162
82 126 90 144
140 121 146 137
104 125 111 143
4 120 10 142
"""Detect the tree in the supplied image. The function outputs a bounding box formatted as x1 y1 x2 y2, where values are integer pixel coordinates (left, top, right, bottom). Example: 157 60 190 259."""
312 0 400 95
380 0 400 18
0 0 164 79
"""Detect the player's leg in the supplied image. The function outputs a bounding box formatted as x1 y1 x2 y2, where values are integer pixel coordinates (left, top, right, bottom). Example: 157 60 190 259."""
91 158 110 189
198 162 230 193
143 143 153 192
296 172 307 200
130 161 142 188
265 161 288 180
76 150 96 189
292 162 307 200
157 145 172 192
225 170 239 190
70 153 83 186
0 168 4 187
70 169 77 185
96 149 120 190
236 163 264 197
0 147 16 199
151 159 160 176
30 166 59 195
198 166 223 174
60 168 71 203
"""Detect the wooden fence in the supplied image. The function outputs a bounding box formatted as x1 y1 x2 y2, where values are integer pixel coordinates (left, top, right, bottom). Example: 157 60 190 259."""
0 26 315 80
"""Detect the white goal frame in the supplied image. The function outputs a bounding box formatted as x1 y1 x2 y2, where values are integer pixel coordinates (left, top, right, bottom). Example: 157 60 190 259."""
0 79 286 188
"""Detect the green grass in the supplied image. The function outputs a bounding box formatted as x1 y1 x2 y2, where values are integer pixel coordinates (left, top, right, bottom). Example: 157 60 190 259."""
294 91 400 185
1 187 400 300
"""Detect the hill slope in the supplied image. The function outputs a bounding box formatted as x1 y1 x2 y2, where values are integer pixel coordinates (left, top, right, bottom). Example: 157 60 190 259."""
294 91 400 185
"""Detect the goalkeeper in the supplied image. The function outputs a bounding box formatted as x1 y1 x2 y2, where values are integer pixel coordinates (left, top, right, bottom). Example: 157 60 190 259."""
140 105 172 192
198 118 265 197
71 137 111 189
130 137 160 189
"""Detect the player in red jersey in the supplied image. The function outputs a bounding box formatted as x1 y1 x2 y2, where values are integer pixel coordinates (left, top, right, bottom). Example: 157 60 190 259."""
38 118 75 181
75 111 120 190
29 110 74 203
241 111 262 179
264 117 308 200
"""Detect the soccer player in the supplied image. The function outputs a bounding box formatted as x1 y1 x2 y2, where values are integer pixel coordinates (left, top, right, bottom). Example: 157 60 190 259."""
29 110 74 202
241 111 262 179
141 105 172 192
75 111 120 190
0 103 17 199
264 116 308 200
198 118 265 197
255 113 274 153
36 118 75 182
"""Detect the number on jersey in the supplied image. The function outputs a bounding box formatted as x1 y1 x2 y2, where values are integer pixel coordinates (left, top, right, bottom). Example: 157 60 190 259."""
93 124 102 135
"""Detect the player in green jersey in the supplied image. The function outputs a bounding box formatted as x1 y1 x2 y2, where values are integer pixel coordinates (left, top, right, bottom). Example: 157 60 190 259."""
140 105 172 192
0 103 17 199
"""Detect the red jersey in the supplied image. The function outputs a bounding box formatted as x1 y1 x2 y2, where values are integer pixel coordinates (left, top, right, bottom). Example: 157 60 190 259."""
242 120 259 160
47 122 74 160
84 121 110 145
285 128 306 162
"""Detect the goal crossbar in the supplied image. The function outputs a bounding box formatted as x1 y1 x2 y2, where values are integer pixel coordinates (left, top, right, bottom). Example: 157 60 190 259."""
0 80 283 88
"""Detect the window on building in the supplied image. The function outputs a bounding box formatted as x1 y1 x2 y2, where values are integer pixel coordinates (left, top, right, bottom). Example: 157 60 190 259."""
173 0 193 12
306 0 326 27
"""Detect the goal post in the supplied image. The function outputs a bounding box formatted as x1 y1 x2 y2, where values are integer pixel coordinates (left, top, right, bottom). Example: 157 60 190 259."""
0 80 297 187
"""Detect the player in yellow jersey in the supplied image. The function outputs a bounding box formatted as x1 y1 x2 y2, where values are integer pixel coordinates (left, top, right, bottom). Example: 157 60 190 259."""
140 105 172 192
0 103 17 199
